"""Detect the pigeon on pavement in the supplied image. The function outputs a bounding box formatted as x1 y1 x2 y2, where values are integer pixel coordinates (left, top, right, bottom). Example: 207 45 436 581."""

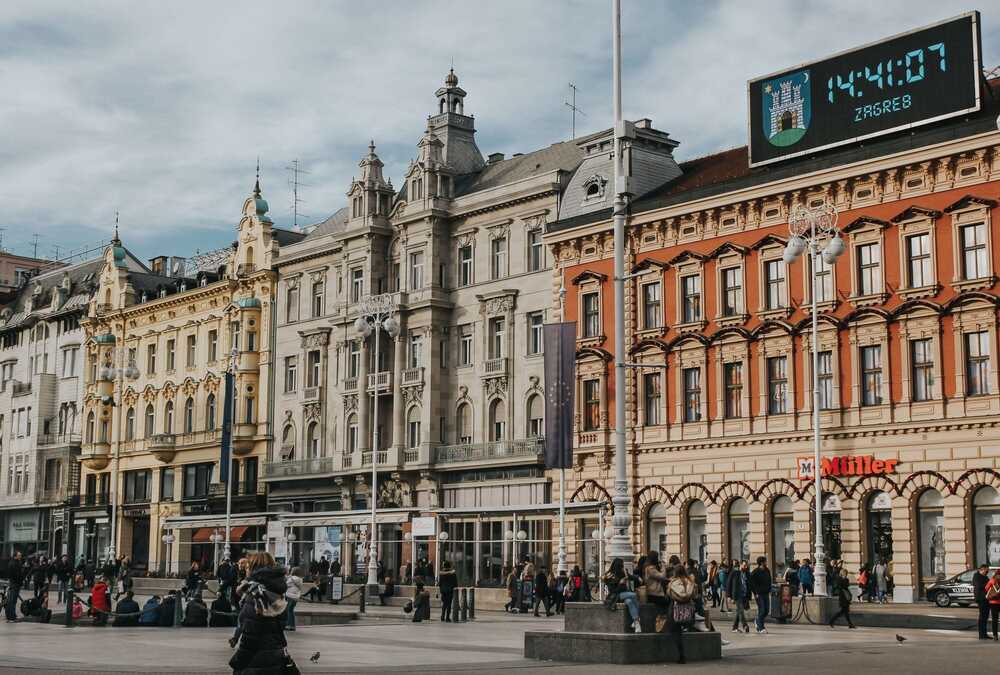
310 652 321 663
895 634 907 644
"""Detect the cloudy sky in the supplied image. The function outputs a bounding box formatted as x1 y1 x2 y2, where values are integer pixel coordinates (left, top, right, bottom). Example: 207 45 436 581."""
3 1 998 262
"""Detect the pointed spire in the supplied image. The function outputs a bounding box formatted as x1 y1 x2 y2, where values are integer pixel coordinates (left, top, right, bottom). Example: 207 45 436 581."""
112 210 121 245
253 156 261 197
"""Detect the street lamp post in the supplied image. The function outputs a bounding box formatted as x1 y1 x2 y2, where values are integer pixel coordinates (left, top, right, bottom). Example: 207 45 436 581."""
99 345 140 566
783 200 843 597
161 532 175 576
354 293 400 592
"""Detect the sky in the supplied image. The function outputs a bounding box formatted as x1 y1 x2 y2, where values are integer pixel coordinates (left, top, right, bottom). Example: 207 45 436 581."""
2 1 999 262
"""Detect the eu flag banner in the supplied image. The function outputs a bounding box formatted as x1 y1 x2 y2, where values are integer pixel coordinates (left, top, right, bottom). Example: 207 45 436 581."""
219 370 235 483
543 322 576 469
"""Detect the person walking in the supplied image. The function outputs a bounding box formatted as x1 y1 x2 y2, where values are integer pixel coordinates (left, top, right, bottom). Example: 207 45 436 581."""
604 558 642 633
829 568 857 629
437 561 458 622
706 560 720 609
987 568 1000 641
727 560 751 633
717 561 730 613
798 559 814 595
873 559 889 604
284 566 303 631
667 564 697 664
533 566 551 617
4 551 24 622
229 552 292 675
748 556 772 634
217 558 237 603
974 563 992 640
55 554 72 604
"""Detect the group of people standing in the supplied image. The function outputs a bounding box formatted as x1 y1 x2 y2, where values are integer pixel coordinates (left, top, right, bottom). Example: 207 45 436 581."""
502 560 591 616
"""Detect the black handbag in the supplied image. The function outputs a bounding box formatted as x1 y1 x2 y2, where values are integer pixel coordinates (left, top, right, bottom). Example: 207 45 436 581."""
282 649 301 675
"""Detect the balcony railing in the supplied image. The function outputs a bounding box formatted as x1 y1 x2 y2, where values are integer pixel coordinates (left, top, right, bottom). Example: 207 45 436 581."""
361 450 388 466
304 385 322 401
341 453 354 470
344 377 359 392
149 433 176 449
264 457 335 479
367 371 392 392
175 429 220 447
96 303 113 314
403 448 419 463
11 382 31 396
433 437 544 465
237 263 256 277
401 367 424 386
37 433 82 447
484 357 509 377
83 493 110 507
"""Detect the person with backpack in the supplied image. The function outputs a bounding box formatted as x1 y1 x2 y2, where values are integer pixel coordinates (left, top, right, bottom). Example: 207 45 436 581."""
667 564 697 664
973 563 992 640
986 568 1000 640
112 590 141 627
139 596 161 626
727 560 751 633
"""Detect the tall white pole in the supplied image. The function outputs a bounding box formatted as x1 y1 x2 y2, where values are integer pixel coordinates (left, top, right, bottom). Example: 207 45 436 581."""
107 345 123 566
366 324 381 590
811 224 828 596
608 0 633 565
224 348 237 562
557 281 568 575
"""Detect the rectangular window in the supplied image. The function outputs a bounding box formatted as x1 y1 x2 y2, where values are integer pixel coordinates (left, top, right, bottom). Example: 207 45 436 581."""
961 223 988 280
311 280 324 317
123 470 151 504
528 230 544 272
765 260 786 309
527 312 544 355
459 324 473 366
284 356 297 393
389 262 400 293
642 282 661 329
911 338 933 402
817 351 834 410
861 345 883 406
62 347 79 377
458 245 473 286
857 243 882 295
966 331 991 396
813 254 833 302
146 343 156 374
182 463 213 500
683 367 701 422
166 339 175 371
231 321 241 352
407 418 421 449
907 233 932 288
489 317 505 359
724 362 743 418
643 372 661 426
348 341 361 379
185 335 196 367
208 330 218 362
350 269 364 302
722 267 742 316
582 292 600 338
246 330 257 352
767 356 788 414
491 237 507 279
409 334 422 369
244 457 258 495
681 275 701 323
306 350 321 388
286 285 300 322
409 251 424 290
583 379 600 431
244 396 254 424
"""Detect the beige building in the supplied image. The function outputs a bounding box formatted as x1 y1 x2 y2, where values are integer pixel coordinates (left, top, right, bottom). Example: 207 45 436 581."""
77 180 303 571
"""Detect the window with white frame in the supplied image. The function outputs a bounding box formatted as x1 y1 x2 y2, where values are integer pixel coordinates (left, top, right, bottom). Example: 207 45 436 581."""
724 362 742 418
527 312 544 355
642 282 661 329
960 223 988 280
491 237 507 279
185 335 196 367
683 367 701 422
406 408 421 448
286 284 300 322
459 324 473 366
409 333 423 369
721 267 742 316
457 403 472 444
817 351 834 409
767 356 788 414
350 269 364 302
311 280 324 317
907 233 933 288
347 414 359 452
860 345 883 406
166 339 175 371
458 244 473 286
911 338 933 401
644 372 661 425
582 379 601 431
147 343 156 374
489 317 505 359
966 331 990 396
528 230 544 272
813 254 833 302
857 243 882 295
409 252 425 290
582 292 600 338
527 394 543 437
764 260 786 309
681 275 701 323
284 356 297 393
306 350 321 388
348 341 360 379
208 330 218 362
62 347 78 377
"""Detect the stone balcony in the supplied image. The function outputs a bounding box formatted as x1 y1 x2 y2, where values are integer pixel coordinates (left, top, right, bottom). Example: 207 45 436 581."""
148 433 177 463
431 437 544 469
483 357 509 378
367 371 392 392
37 433 82 448
401 367 424 386
263 456 336 480
81 440 111 470
343 377 359 392
232 423 256 455
303 385 322 402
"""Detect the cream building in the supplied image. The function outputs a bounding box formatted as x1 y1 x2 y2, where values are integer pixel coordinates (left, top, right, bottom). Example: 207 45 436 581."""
77 180 303 571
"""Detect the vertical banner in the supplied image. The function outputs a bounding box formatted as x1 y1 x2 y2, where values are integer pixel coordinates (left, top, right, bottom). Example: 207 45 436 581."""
219 370 235 483
543 322 576 469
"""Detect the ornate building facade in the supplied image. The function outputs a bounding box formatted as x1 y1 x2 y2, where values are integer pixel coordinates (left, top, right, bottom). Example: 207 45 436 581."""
546 79 1000 602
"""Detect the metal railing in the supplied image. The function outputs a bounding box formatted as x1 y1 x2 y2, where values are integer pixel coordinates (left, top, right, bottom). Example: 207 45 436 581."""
37 433 82 447
264 456 335 478
341 453 354 469
401 367 424 386
433 437 544 465
367 371 392 391
484 357 509 376
11 382 31 396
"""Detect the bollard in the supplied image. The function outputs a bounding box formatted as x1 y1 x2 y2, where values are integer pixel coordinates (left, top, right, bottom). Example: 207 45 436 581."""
174 592 184 628
359 585 366 614
459 588 468 622
468 588 475 621
451 590 460 622
64 590 74 627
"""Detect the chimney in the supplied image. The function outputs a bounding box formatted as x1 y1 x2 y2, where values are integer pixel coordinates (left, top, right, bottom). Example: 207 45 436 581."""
634 118 653 130
487 152 505 165
149 256 168 275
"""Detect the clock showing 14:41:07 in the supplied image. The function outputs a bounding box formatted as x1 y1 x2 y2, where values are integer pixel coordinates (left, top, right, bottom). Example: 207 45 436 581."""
828 43 946 102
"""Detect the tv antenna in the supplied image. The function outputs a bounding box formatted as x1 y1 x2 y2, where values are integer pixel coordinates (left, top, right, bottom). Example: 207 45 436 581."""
31 234 40 258
286 159 311 231
564 83 586 139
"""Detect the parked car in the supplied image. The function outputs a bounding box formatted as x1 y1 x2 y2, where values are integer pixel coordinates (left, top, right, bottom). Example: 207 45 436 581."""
926 567 1000 607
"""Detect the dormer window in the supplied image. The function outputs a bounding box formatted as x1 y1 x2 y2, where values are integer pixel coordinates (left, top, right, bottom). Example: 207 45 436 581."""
199 276 208 288
581 175 607 204
158 288 167 299
140 291 148 303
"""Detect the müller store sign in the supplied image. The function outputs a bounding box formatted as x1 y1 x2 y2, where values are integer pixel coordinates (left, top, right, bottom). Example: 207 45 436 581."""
797 455 900 480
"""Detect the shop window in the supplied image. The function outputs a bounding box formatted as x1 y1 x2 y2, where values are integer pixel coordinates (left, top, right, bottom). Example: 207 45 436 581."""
772 495 795 576
727 498 750 562
973 486 1000 567
820 493 842 560
645 502 666 559
686 500 708 566
865 491 894 564
917 489 946 589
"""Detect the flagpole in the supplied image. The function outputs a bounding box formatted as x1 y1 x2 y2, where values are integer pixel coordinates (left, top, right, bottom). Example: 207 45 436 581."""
557 280 568 575
224 347 237 562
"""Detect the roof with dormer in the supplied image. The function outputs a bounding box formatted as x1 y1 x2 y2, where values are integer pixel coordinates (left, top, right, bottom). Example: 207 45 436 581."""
453 139 586 196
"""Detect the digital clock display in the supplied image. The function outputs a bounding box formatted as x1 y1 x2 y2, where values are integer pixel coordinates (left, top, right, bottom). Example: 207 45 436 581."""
748 12 981 167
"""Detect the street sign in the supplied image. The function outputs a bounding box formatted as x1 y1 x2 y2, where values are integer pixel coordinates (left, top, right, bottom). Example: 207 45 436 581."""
411 516 436 537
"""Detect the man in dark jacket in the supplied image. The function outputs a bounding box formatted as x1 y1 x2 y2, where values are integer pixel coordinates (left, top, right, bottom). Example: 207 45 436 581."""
157 592 177 627
139 596 161 626
748 556 772 634
112 591 141 627
5 551 24 621
411 581 431 622
533 567 551 617
727 560 751 633
974 563 992 640
437 561 458 622
182 592 209 627
217 559 237 602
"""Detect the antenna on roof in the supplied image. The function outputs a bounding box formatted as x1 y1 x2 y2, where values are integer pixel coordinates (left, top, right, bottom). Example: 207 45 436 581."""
565 83 586 140
31 234 40 259
0 227 5 253
286 159 311 231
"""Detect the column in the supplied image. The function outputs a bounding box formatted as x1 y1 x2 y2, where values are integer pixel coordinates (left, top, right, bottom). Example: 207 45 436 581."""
358 339 370 452
391 318 407 451
792 500 811 569
748 501 766 564
890 500 916 603
705 503 724 564
942 492 968 580
839 499 862 585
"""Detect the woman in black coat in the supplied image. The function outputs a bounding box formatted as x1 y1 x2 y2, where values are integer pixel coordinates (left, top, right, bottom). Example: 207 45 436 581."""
229 552 290 675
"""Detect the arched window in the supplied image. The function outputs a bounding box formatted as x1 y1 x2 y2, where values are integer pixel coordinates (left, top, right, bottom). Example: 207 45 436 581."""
865 491 894 564
307 422 319 458
125 407 135 441
245 246 254 267
347 414 359 453
439 98 446 114
917 489 945 588
456 403 472 444
526 394 543 438
86 412 96 443
973 486 1000 567
164 400 174 434
645 502 666 559
281 425 295 460
771 496 795 576
727 498 750 562
206 394 216 430
586 182 600 197
686 500 707 566
58 405 67 435
406 407 420 449
183 397 194 433
144 404 155 437
815 492 843 560
489 399 506 442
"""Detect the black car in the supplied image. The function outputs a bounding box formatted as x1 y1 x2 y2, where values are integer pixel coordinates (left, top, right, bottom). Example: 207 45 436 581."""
925 567 1000 607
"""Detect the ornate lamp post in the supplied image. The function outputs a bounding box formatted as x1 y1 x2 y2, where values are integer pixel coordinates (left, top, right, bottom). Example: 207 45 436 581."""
161 532 175 576
783 200 844 596
99 346 140 565
354 293 400 592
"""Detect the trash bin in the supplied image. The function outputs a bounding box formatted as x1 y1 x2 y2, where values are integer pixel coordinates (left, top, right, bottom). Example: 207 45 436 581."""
770 583 792 623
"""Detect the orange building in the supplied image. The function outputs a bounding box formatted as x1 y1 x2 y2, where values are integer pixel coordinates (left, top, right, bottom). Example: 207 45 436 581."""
545 80 1000 603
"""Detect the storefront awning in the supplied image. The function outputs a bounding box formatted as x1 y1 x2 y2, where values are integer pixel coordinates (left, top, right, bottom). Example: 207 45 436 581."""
163 513 270 530
280 508 415 528
433 500 605 516
191 525 251 543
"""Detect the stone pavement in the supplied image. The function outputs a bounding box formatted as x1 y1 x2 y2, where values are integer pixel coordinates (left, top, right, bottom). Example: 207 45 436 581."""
0 611 987 674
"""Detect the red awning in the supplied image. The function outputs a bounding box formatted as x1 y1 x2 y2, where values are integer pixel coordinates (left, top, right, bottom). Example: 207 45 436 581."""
191 528 213 543
191 526 250 543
